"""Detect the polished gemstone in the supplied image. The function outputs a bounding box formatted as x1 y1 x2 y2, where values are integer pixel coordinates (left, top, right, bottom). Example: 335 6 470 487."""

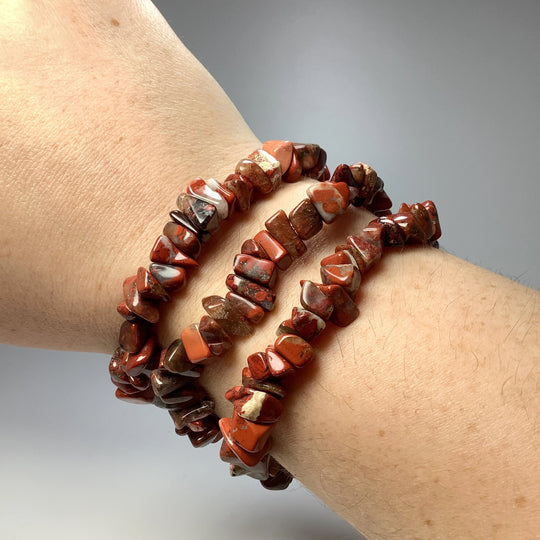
162 221 201 258
223 174 253 212
150 235 198 268
233 253 278 288
202 295 253 336
253 230 292 270
225 274 275 311
307 181 350 223
136 266 169 301
300 280 334 320
262 140 293 173
264 209 306 258
199 315 232 356
288 198 323 240
274 333 314 368
181 323 212 364
265 346 295 377
226 292 265 324
291 306 326 341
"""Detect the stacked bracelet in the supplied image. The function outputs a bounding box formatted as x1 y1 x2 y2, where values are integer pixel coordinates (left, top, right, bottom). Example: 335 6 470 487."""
218 200 441 489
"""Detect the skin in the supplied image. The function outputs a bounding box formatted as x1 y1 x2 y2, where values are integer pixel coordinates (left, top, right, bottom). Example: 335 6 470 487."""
1 2 538 538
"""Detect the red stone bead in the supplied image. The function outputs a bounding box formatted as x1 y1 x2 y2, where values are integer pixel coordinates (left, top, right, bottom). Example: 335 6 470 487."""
293 142 320 170
265 209 306 258
219 417 272 466
241 238 269 259
162 221 201 259
369 189 393 215
320 165 331 181
262 140 293 173
188 416 222 447
187 178 229 220
229 411 273 453
226 386 282 424
233 253 278 288
242 367 286 399
247 149 282 191
116 301 138 321
148 263 186 292
247 351 271 381
350 162 379 202
347 234 382 272
319 284 359 327
124 335 158 377
151 368 190 398
265 346 295 377
226 292 265 324
123 276 160 323
136 267 169 302
393 212 417 241
223 174 253 212
150 235 199 268
422 200 441 241
109 348 130 385
169 209 212 244
378 216 406 246
274 334 314 368
202 295 253 336
253 230 292 270
304 147 327 180
181 323 212 364
291 306 326 341
118 320 150 353
207 179 236 216
115 387 154 404
300 280 334 320
225 274 275 312
260 465 294 490
162 338 203 377
156 383 206 407
410 202 435 242
199 315 232 356
235 158 273 194
320 250 357 267
177 193 220 232
181 399 215 423
320 263 361 297
288 198 323 240
282 147 302 183
307 181 350 223
276 318 297 336
330 163 355 186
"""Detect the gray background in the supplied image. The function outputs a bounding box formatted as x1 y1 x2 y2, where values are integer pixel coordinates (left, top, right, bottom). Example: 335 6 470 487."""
1 1 539 539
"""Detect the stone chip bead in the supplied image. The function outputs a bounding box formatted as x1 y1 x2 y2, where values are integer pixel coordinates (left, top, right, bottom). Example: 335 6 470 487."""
122 276 160 323
282 147 302 183
219 418 272 467
181 323 213 364
274 334 314 368
199 315 232 356
247 149 282 191
169 209 211 244
265 209 306 258
151 368 190 398
307 181 350 224
226 292 265 325
320 284 359 327
288 198 323 240
162 221 201 259
225 274 276 312
300 280 334 320
162 338 203 377
176 193 220 232
265 346 295 378
202 295 253 336
225 386 283 424
235 158 274 195
233 253 278 288
119 319 150 353
422 200 441 241
253 230 292 270
247 351 271 381
242 366 286 399
223 174 253 212
228 411 274 453
150 235 199 268
290 306 326 341
136 266 169 302
262 140 293 173
187 178 229 220
293 142 320 170
320 260 361 298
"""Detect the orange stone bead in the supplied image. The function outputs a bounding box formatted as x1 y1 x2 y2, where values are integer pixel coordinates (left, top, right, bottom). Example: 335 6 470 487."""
229 411 274 453
181 323 212 364
274 334 314 368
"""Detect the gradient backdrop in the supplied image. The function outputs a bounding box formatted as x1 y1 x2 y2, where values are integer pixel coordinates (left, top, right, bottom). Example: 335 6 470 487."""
1 1 539 539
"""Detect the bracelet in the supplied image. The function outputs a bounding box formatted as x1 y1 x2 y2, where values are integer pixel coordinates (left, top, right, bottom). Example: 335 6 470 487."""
160 161 393 448
108 140 330 408
218 200 441 489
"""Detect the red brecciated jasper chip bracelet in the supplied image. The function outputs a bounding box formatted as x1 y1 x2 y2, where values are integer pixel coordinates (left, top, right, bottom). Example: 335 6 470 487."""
108 140 441 490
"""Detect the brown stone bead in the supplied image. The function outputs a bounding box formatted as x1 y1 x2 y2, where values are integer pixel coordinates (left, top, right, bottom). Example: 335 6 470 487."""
169 409 190 435
181 399 216 423
320 263 361 298
181 323 212 364
219 417 272 466
265 209 306 258
241 238 269 260
229 411 273 453
320 284 360 327
300 280 334 320
226 386 282 424
274 334 314 368
410 202 435 242
265 346 295 377
123 276 160 323
169 209 212 244
293 142 320 170
225 274 275 311
188 416 222 447
157 383 207 406
330 163 355 187
124 335 158 377
235 159 273 194
369 189 393 215
126 373 151 391
162 221 201 259
276 318 297 336
177 193 219 232
148 263 186 292
288 198 323 240
320 165 331 181
253 230 292 270
320 250 357 267
162 339 203 377
422 200 441 241
304 147 327 180
242 367 286 399
378 216 406 246
118 320 150 353
209 180 236 216
262 140 293 173
261 466 294 490
307 181 350 224
116 301 139 321
109 348 130 385
187 178 229 220
199 315 232 356
226 292 265 324
247 149 282 191
247 351 271 381
202 295 253 336
346 236 381 273
151 368 190 397
291 306 326 341
150 235 198 268
282 147 302 183
136 267 169 302
350 162 379 201
223 174 253 212
233 253 278 288
115 387 154 404
393 212 418 241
